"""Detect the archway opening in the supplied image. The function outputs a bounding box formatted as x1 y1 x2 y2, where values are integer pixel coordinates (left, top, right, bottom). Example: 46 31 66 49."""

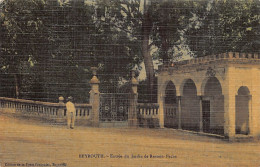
235 86 250 135
182 79 200 131
164 81 177 128
203 77 224 135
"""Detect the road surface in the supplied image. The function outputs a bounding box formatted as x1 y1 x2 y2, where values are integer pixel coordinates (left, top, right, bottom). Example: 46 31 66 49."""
0 113 259 167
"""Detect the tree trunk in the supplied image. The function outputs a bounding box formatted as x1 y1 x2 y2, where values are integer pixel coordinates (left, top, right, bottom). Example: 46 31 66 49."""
142 29 154 91
14 74 19 99
142 2 155 101
161 29 169 63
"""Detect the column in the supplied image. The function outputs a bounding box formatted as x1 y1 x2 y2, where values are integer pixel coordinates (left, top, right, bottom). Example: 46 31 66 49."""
177 96 182 129
158 93 165 128
128 70 138 127
224 92 236 139
89 67 100 127
223 66 236 140
248 95 253 136
199 96 203 132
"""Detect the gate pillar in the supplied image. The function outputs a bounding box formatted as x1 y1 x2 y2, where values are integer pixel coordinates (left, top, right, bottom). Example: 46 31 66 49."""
89 67 100 127
128 70 138 127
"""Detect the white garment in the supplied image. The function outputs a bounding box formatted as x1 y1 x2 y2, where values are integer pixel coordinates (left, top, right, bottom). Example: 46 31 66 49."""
66 101 76 114
66 101 76 128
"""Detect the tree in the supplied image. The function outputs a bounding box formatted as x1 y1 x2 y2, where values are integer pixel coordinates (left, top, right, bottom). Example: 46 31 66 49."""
42 0 96 102
149 0 199 61
186 0 260 56
1 0 258 102
94 0 154 90
0 0 141 101
95 0 199 89
142 0 155 92
93 0 143 92
1 0 48 98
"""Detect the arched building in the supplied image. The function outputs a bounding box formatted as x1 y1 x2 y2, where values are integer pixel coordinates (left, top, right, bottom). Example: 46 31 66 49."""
157 52 260 139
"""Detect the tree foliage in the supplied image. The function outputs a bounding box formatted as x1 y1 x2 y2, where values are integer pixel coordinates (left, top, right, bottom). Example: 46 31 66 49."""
0 0 259 102
186 0 260 56
0 0 141 102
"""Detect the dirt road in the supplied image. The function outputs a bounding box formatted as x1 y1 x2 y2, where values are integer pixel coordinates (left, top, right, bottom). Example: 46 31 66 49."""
0 113 259 167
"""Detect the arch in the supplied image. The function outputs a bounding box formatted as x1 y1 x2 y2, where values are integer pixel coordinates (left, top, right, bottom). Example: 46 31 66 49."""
164 81 176 104
237 86 250 95
201 77 224 134
180 79 200 131
204 77 222 96
201 76 224 96
159 79 178 98
164 81 178 128
236 86 250 135
180 79 197 96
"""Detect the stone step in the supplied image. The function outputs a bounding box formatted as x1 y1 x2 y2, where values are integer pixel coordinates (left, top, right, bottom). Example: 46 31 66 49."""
231 135 256 142
99 121 128 128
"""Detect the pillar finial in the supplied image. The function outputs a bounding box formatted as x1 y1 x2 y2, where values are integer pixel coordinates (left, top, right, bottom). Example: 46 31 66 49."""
58 96 64 104
90 67 100 84
131 70 138 85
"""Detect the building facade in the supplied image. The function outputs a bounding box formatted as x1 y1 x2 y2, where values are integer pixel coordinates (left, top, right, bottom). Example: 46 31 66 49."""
158 52 260 139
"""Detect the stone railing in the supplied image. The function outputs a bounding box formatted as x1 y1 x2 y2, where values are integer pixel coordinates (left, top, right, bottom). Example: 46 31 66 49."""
159 52 260 70
74 104 92 118
164 104 177 118
0 97 92 125
137 103 160 128
137 103 159 118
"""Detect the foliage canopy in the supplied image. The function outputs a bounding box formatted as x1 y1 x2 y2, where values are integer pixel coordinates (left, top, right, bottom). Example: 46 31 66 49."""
0 0 259 102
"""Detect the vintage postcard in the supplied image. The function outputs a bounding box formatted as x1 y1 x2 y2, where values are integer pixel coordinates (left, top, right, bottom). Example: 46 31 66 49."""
0 0 259 167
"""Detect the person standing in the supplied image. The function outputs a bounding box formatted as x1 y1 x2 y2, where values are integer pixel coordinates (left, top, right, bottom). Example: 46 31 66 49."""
66 96 76 129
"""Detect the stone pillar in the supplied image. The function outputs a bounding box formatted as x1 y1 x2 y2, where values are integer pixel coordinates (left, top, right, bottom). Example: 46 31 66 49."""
158 93 165 128
177 96 182 129
89 67 100 127
57 96 65 122
248 95 253 136
199 96 203 132
128 70 138 127
224 91 236 139
222 66 236 140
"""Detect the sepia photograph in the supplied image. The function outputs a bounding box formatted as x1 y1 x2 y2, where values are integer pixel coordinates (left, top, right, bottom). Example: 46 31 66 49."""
0 0 259 166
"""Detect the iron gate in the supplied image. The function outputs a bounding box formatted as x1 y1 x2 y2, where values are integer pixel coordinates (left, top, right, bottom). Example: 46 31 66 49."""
99 93 130 121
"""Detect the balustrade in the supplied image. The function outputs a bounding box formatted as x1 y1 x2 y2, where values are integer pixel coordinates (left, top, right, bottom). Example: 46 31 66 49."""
0 97 92 120
164 104 177 118
74 104 92 118
137 103 159 118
